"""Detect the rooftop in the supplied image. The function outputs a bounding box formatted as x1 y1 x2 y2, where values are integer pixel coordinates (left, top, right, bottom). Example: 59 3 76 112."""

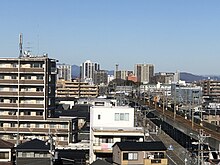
16 139 51 151
0 138 14 149
113 141 167 151
92 127 143 133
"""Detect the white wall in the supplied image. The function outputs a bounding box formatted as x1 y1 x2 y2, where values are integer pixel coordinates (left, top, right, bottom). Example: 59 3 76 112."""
90 106 134 128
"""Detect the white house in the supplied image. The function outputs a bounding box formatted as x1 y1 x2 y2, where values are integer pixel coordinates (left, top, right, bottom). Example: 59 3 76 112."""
89 99 144 163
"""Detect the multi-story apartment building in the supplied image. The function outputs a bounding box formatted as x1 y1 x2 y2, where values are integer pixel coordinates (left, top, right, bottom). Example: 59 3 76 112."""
134 64 154 83
57 63 72 81
115 70 133 80
89 99 144 163
0 55 77 146
56 79 99 98
202 80 220 104
80 60 100 84
94 70 108 85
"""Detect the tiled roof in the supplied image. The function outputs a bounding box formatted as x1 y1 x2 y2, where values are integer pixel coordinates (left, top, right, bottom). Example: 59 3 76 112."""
16 139 50 151
113 141 167 151
0 138 14 149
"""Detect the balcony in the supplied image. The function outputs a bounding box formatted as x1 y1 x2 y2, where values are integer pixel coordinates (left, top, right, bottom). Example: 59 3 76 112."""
0 127 69 134
0 103 18 108
20 68 44 73
20 80 44 85
19 104 44 108
0 79 18 84
20 91 44 97
93 142 114 153
0 67 44 73
0 91 18 96
0 115 43 120
0 68 18 73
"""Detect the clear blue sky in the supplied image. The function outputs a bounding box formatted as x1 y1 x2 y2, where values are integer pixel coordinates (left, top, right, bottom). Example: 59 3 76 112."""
0 0 220 75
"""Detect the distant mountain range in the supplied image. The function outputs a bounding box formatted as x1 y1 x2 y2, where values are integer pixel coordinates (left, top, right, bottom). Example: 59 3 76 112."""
180 72 220 82
71 65 220 82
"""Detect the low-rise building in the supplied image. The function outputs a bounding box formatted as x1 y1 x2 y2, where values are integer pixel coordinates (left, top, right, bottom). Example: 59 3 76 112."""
16 139 52 165
0 138 14 165
89 99 144 163
112 141 168 165
203 109 220 126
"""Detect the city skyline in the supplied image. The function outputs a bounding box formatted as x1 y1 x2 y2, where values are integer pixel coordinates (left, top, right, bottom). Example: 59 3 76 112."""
0 0 220 75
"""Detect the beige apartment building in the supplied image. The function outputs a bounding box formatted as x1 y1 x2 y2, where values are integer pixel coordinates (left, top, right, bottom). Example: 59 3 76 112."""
0 56 76 146
56 79 99 98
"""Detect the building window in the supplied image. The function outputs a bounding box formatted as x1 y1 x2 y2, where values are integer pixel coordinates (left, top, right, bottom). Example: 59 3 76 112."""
123 153 128 160
35 124 40 128
9 87 17 91
36 111 43 116
50 124 56 128
0 75 4 79
31 63 43 68
8 111 16 115
11 123 15 127
12 63 17 68
24 75 31 79
100 137 113 143
37 75 44 80
98 114 101 120
11 75 17 79
115 113 129 121
123 153 138 160
36 87 43 92
10 99 16 103
61 124 68 129
128 152 138 160
0 152 9 159
24 111 31 116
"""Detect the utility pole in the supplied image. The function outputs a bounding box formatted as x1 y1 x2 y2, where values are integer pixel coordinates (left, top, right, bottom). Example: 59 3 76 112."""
199 129 210 165
163 88 165 115
49 127 54 165
191 129 210 165
174 85 176 120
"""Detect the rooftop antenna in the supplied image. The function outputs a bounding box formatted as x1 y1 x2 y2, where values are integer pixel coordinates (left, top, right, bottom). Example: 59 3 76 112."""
19 33 23 57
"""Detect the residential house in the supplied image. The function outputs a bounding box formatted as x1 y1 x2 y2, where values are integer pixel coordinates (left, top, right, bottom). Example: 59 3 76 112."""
89 99 144 163
16 138 53 165
112 141 168 165
0 138 14 165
